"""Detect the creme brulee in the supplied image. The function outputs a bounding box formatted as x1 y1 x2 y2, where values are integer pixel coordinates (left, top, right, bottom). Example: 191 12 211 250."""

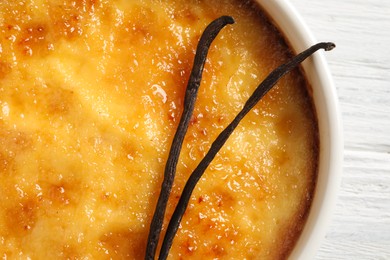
0 0 318 259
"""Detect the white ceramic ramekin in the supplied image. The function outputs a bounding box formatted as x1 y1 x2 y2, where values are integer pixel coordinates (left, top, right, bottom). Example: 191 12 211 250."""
256 0 343 259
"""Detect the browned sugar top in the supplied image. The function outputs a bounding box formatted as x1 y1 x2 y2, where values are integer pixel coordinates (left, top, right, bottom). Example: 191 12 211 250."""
0 0 318 259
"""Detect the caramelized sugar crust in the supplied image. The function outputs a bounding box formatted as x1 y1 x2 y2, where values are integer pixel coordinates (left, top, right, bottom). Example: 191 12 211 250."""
0 0 318 259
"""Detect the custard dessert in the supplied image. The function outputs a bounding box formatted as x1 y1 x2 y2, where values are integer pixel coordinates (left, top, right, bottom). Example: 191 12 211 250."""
0 0 318 259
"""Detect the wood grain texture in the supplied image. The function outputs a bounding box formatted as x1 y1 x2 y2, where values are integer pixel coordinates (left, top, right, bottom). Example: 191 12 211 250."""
288 0 390 259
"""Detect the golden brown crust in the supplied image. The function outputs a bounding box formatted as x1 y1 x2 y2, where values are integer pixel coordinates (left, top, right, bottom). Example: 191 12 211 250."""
0 0 318 259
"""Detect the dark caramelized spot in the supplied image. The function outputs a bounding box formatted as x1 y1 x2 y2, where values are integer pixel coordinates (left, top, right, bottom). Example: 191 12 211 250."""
61 244 81 260
47 184 70 205
215 190 235 208
189 115 198 125
38 177 82 209
272 146 290 167
18 24 49 56
209 243 226 258
275 114 294 138
0 62 11 79
52 13 84 39
5 199 38 235
178 238 196 256
120 141 138 161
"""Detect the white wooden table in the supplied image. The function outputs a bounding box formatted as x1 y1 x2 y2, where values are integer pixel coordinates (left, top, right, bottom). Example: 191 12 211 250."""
287 0 390 259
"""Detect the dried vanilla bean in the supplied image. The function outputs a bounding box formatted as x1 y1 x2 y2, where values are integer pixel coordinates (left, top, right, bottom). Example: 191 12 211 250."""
145 16 235 260
158 42 336 260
